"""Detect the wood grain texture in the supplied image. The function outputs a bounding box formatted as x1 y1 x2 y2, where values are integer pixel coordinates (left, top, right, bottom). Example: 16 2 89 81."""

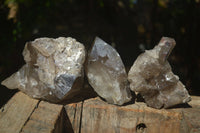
64 101 83 133
0 92 39 133
1 92 200 133
80 97 182 133
64 96 200 133
0 92 66 133
189 96 200 107
21 101 64 133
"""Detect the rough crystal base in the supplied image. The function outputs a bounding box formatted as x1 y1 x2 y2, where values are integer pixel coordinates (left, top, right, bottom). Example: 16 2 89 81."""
1 37 86 103
128 37 191 109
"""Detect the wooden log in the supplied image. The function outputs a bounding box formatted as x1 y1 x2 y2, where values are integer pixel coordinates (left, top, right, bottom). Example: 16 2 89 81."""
0 92 66 133
1 91 200 133
64 96 200 133
80 98 183 133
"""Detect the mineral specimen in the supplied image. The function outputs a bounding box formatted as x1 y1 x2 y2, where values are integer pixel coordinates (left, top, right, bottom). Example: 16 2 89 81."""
86 37 132 105
1 37 86 103
128 37 191 109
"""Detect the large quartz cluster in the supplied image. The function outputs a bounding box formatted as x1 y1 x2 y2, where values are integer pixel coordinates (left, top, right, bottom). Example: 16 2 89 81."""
1 37 86 103
86 37 132 105
128 37 191 108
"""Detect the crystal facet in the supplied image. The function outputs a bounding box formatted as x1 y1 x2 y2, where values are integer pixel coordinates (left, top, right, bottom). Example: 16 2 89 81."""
128 37 191 109
1 37 86 103
86 37 132 105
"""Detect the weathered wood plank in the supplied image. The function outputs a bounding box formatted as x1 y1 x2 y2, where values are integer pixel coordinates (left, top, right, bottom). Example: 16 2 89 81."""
21 101 64 133
189 96 200 107
64 103 77 133
0 92 39 133
64 101 83 133
181 108 200 133
73 101 83 133
69 96 200 133
0 92 66 133
80 97 182 133
1 91 200 133
179 96 200 133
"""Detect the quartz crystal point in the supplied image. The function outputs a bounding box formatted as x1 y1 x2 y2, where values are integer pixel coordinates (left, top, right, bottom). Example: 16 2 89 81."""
86 37 132 105
128 37 191 109
1 37 86 103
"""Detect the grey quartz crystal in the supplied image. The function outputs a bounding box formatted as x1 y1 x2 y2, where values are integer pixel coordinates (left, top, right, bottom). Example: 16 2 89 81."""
86 37 132 105
1 37 86 103
128 37 191 109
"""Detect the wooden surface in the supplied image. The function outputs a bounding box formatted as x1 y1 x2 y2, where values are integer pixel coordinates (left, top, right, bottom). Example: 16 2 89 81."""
65 101 83 133
0 92 66 133
64 96 200 133
1 92 200 133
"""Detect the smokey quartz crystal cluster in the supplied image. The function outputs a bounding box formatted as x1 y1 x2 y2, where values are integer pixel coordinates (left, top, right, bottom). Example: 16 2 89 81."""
1 37 85 103
1 36 191 108
86 37 132 105
128 37 191 108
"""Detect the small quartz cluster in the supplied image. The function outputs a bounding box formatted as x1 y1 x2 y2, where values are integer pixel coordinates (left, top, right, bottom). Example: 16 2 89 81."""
1 37 85 103
86 37 132 105
128 37 191 108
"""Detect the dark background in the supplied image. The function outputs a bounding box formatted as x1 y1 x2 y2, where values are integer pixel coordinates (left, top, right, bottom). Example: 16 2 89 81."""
0 0 200 107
